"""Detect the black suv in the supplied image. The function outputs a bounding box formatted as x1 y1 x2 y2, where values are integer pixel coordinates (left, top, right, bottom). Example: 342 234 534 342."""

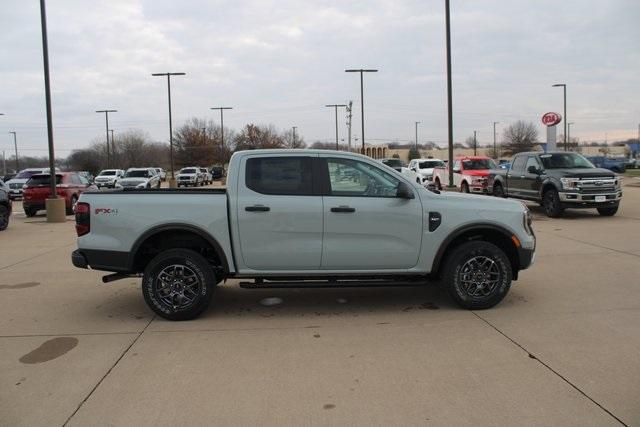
488 151 622 217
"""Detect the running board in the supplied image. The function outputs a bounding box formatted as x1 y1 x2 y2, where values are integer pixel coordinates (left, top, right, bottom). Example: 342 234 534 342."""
238 280 426 289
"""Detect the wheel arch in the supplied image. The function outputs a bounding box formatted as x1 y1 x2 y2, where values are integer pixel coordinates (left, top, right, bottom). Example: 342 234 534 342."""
129 223 229 275
431 223 520 280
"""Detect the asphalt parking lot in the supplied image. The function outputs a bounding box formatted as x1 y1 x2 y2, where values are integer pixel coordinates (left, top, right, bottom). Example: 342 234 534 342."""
1 182 639 426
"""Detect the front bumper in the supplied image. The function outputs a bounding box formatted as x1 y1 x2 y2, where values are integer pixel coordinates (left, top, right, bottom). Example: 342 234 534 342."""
559 190 622 208
9 189 22 199
517 247 535 270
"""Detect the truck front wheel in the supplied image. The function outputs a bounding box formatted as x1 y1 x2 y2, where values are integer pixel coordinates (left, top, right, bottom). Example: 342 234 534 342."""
542 188 564 217
461 182 470 193
142 249 216 321
493 182 505 198
442 241 512 310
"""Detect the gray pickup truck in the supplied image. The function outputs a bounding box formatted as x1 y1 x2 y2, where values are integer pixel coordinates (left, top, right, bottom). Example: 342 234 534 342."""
488 151 623 217
72 149 536 320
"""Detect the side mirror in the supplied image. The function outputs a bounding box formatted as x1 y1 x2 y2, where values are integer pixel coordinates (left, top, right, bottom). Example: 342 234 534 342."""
397 182 415 199
527 165 539 174
453 168 461 174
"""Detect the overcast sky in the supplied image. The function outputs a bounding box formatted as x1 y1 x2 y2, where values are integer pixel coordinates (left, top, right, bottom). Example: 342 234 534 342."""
1 0 639 157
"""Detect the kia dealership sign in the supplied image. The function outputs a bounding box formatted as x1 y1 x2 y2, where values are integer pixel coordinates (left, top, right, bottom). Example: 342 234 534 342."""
542 112 562 126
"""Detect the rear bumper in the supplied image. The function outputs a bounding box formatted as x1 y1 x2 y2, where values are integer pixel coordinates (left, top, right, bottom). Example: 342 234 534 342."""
22 201 46 211
72 249 88 269
71 248 130 272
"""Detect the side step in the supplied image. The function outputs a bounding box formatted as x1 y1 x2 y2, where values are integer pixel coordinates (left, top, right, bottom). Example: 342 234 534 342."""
239 280 426 289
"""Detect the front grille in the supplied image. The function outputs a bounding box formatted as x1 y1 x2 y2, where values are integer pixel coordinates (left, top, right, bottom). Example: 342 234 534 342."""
9 183 23 189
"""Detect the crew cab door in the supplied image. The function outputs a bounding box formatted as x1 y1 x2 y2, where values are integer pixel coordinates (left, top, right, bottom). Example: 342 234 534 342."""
506 155 526 196
319 156 423 270
236 155 323 270
521 156 543 199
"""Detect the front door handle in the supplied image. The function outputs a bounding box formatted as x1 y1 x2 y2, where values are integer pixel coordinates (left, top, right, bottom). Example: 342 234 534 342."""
245 205 270 212
331 206 356 213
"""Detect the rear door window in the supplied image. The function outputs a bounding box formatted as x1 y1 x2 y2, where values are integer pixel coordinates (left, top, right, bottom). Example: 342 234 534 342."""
511 156 526 172
245 157 313 196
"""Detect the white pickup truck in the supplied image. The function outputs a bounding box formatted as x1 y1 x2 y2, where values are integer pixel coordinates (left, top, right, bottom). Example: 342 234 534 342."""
72 149 536 320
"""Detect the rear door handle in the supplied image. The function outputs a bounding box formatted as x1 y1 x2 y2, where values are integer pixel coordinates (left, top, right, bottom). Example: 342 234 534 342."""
245 205 270 212
331 206 356 213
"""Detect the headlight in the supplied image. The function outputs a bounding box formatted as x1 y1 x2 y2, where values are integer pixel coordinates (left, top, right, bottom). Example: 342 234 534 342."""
523 209 533 236
471 178 486 185
114 183 122 188
560 177 579 189
136 183 147 188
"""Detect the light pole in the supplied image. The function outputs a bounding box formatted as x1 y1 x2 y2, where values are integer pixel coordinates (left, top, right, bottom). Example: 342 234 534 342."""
292 126 297 148
552 83 567 151
210 107 232 160
445 0 454 188
493 121 499 159
567 122 573 147
325 104 347 150
152 72 185 187
345 68 378 154
473 130 478 156
110 129 115 165
9 132 19 171
95 110 116 167
415 121 421 150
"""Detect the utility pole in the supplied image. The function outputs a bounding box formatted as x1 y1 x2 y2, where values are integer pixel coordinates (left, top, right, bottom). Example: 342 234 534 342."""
325 104 347 150
493 122 499 159
473 130 478 156
9 131 19 171
110 129 115 165
2 151 6 176
552 83 567 151
445 0 455 188
346 101 353 151
152 72 186 187
345 69 378 154
415 121 421 150
292 126 297 148
567 122 573 148
95 109 117 167
210 107 232 160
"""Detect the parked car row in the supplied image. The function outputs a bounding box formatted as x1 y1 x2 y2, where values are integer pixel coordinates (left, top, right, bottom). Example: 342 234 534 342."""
176 166 214 187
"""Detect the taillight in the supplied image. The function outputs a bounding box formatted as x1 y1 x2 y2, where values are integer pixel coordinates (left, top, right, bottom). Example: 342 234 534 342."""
75 202 90 236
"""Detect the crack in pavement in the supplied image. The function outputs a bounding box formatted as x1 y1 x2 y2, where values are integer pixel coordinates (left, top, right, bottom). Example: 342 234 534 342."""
472 311 628 426
536 230 640 258
0 242 76 271
62 315 156 426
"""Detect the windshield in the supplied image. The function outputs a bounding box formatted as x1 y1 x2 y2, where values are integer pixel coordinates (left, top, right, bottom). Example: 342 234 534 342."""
462 159 496 170
382 159 404 168
27 175 62 186
15 170 44 179
181 168 197 174
418 160 444 169
125 170 149 178
539 153 594 169
99 170 116 176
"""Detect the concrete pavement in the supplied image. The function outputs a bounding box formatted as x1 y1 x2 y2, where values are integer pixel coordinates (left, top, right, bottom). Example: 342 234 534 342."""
1 183 639 426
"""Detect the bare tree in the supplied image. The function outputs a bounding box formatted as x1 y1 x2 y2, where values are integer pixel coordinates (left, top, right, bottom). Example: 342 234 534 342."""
502 121 539 155
233 124 286 151
282 129 306 148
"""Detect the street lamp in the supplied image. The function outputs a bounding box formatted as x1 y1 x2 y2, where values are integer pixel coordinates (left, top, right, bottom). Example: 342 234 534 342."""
445 0 455 188
152 72 185 187
473 130 478 156
292 126 297 148
95 109 117 167
325 104 348 150
345 68 378 154
210 107 232 160
552 83 567 151
9 131 19 171
110 129 116 164
493 122 499 159
415 121 421 150
567 122 573 147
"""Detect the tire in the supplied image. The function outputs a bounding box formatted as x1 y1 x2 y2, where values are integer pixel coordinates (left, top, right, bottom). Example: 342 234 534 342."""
442 241 512 310
0 205 9 231
542 188 564 218
66 195 78 216
493 182 505 198
142 248 216 321
597 206 618 216
24 207 37 217
461 182 470 193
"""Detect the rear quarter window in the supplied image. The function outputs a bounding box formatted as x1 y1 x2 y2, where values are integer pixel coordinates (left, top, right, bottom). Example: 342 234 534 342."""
245 157 313 195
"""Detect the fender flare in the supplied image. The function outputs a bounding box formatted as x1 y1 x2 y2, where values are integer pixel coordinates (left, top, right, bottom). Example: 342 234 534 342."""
431 222 518 274
538 177 560 199
128 223 229 273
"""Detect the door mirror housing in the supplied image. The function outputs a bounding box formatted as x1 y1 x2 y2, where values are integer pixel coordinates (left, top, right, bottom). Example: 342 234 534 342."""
527 165 539 174
396 182 415 199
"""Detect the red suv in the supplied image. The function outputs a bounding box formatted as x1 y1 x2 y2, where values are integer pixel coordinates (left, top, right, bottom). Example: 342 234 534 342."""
22 172 94 217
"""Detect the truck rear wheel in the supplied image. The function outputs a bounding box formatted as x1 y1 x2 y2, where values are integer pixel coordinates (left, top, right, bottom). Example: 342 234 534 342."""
0 205 9 231
597 206 618 216
142 249 216 321
493 182 505 198
542 188 564 218
442 241 512 310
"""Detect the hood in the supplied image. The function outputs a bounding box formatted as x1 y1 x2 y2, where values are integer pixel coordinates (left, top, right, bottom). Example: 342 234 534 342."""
435 190 526 212
463 169 491 177
6 178 28 185
545 168 615 178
